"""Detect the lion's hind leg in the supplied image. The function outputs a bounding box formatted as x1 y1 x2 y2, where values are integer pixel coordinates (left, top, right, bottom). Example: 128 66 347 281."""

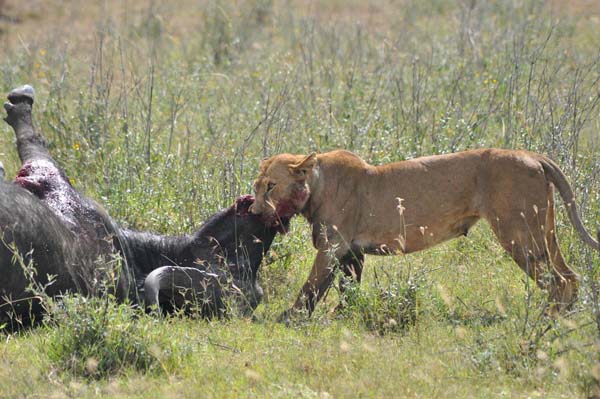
335 251 365 311
338 251 364 290
486 191 575 312
544 184 579 308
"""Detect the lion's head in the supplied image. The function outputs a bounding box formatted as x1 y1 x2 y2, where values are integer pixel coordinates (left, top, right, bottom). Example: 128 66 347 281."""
249 153 317 223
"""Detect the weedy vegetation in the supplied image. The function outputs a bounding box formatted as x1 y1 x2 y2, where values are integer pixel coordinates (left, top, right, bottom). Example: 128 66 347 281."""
0 0 599 397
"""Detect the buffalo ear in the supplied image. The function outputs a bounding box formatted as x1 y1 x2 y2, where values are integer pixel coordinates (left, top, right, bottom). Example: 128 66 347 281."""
288 153 317 180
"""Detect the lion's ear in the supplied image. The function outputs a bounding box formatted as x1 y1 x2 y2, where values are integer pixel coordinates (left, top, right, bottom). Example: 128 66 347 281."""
259 157 272 173
289 153 317 180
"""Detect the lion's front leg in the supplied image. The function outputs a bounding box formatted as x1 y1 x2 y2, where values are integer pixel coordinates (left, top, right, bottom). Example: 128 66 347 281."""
285 250 337 319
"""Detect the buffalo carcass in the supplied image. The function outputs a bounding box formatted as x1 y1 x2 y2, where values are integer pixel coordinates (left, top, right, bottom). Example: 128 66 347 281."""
0 85 286 325
0 176 93 326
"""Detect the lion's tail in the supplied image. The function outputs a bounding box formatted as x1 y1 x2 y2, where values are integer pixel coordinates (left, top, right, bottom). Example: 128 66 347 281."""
539 156 599 251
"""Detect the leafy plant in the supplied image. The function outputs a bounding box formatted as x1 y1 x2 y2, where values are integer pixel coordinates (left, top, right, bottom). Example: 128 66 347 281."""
338 271 421 334
45 295 160 379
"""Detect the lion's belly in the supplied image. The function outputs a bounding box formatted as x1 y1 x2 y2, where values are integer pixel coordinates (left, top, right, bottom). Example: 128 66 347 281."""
352 214 480 255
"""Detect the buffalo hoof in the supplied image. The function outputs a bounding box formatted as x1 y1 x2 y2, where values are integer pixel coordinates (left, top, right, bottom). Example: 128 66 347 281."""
3 101 32 126
0 161 4 180
3 102 15 113
4 86 34 125
7 85 35 106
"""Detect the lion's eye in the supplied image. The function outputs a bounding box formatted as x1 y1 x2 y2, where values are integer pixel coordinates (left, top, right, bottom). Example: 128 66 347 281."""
267 182 276 192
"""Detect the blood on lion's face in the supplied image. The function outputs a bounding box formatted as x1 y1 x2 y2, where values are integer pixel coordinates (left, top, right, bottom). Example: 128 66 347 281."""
250 153 317 224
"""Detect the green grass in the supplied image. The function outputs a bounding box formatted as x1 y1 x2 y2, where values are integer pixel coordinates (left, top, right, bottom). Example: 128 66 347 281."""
0 0 599 397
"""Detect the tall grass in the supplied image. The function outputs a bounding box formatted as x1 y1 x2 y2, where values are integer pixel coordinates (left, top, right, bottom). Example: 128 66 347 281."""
0 0 599 397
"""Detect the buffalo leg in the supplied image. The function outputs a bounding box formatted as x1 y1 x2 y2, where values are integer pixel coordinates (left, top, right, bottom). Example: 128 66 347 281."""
0 160 4 180
3 85 52 164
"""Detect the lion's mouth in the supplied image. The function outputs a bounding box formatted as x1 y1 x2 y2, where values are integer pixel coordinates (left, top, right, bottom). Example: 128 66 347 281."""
255 209 294 235
235 195 292 233
274 200 298 219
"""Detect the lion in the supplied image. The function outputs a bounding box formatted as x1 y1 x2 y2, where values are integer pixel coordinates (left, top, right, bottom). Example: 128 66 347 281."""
249 148 599 319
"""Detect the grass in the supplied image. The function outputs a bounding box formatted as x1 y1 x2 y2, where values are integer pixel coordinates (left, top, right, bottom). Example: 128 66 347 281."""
0 0 599 397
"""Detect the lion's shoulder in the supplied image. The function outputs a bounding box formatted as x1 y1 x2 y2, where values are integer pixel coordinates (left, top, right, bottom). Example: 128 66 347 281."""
318 150 370 169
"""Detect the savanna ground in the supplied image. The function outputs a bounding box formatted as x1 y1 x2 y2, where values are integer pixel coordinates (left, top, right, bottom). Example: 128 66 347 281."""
0 0 599 397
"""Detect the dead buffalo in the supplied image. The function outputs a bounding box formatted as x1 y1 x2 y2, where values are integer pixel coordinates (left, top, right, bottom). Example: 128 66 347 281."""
0 178 93 325
0 85 286 326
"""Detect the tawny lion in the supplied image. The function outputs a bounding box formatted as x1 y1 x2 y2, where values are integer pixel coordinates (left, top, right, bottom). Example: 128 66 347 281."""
249 148 599 318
